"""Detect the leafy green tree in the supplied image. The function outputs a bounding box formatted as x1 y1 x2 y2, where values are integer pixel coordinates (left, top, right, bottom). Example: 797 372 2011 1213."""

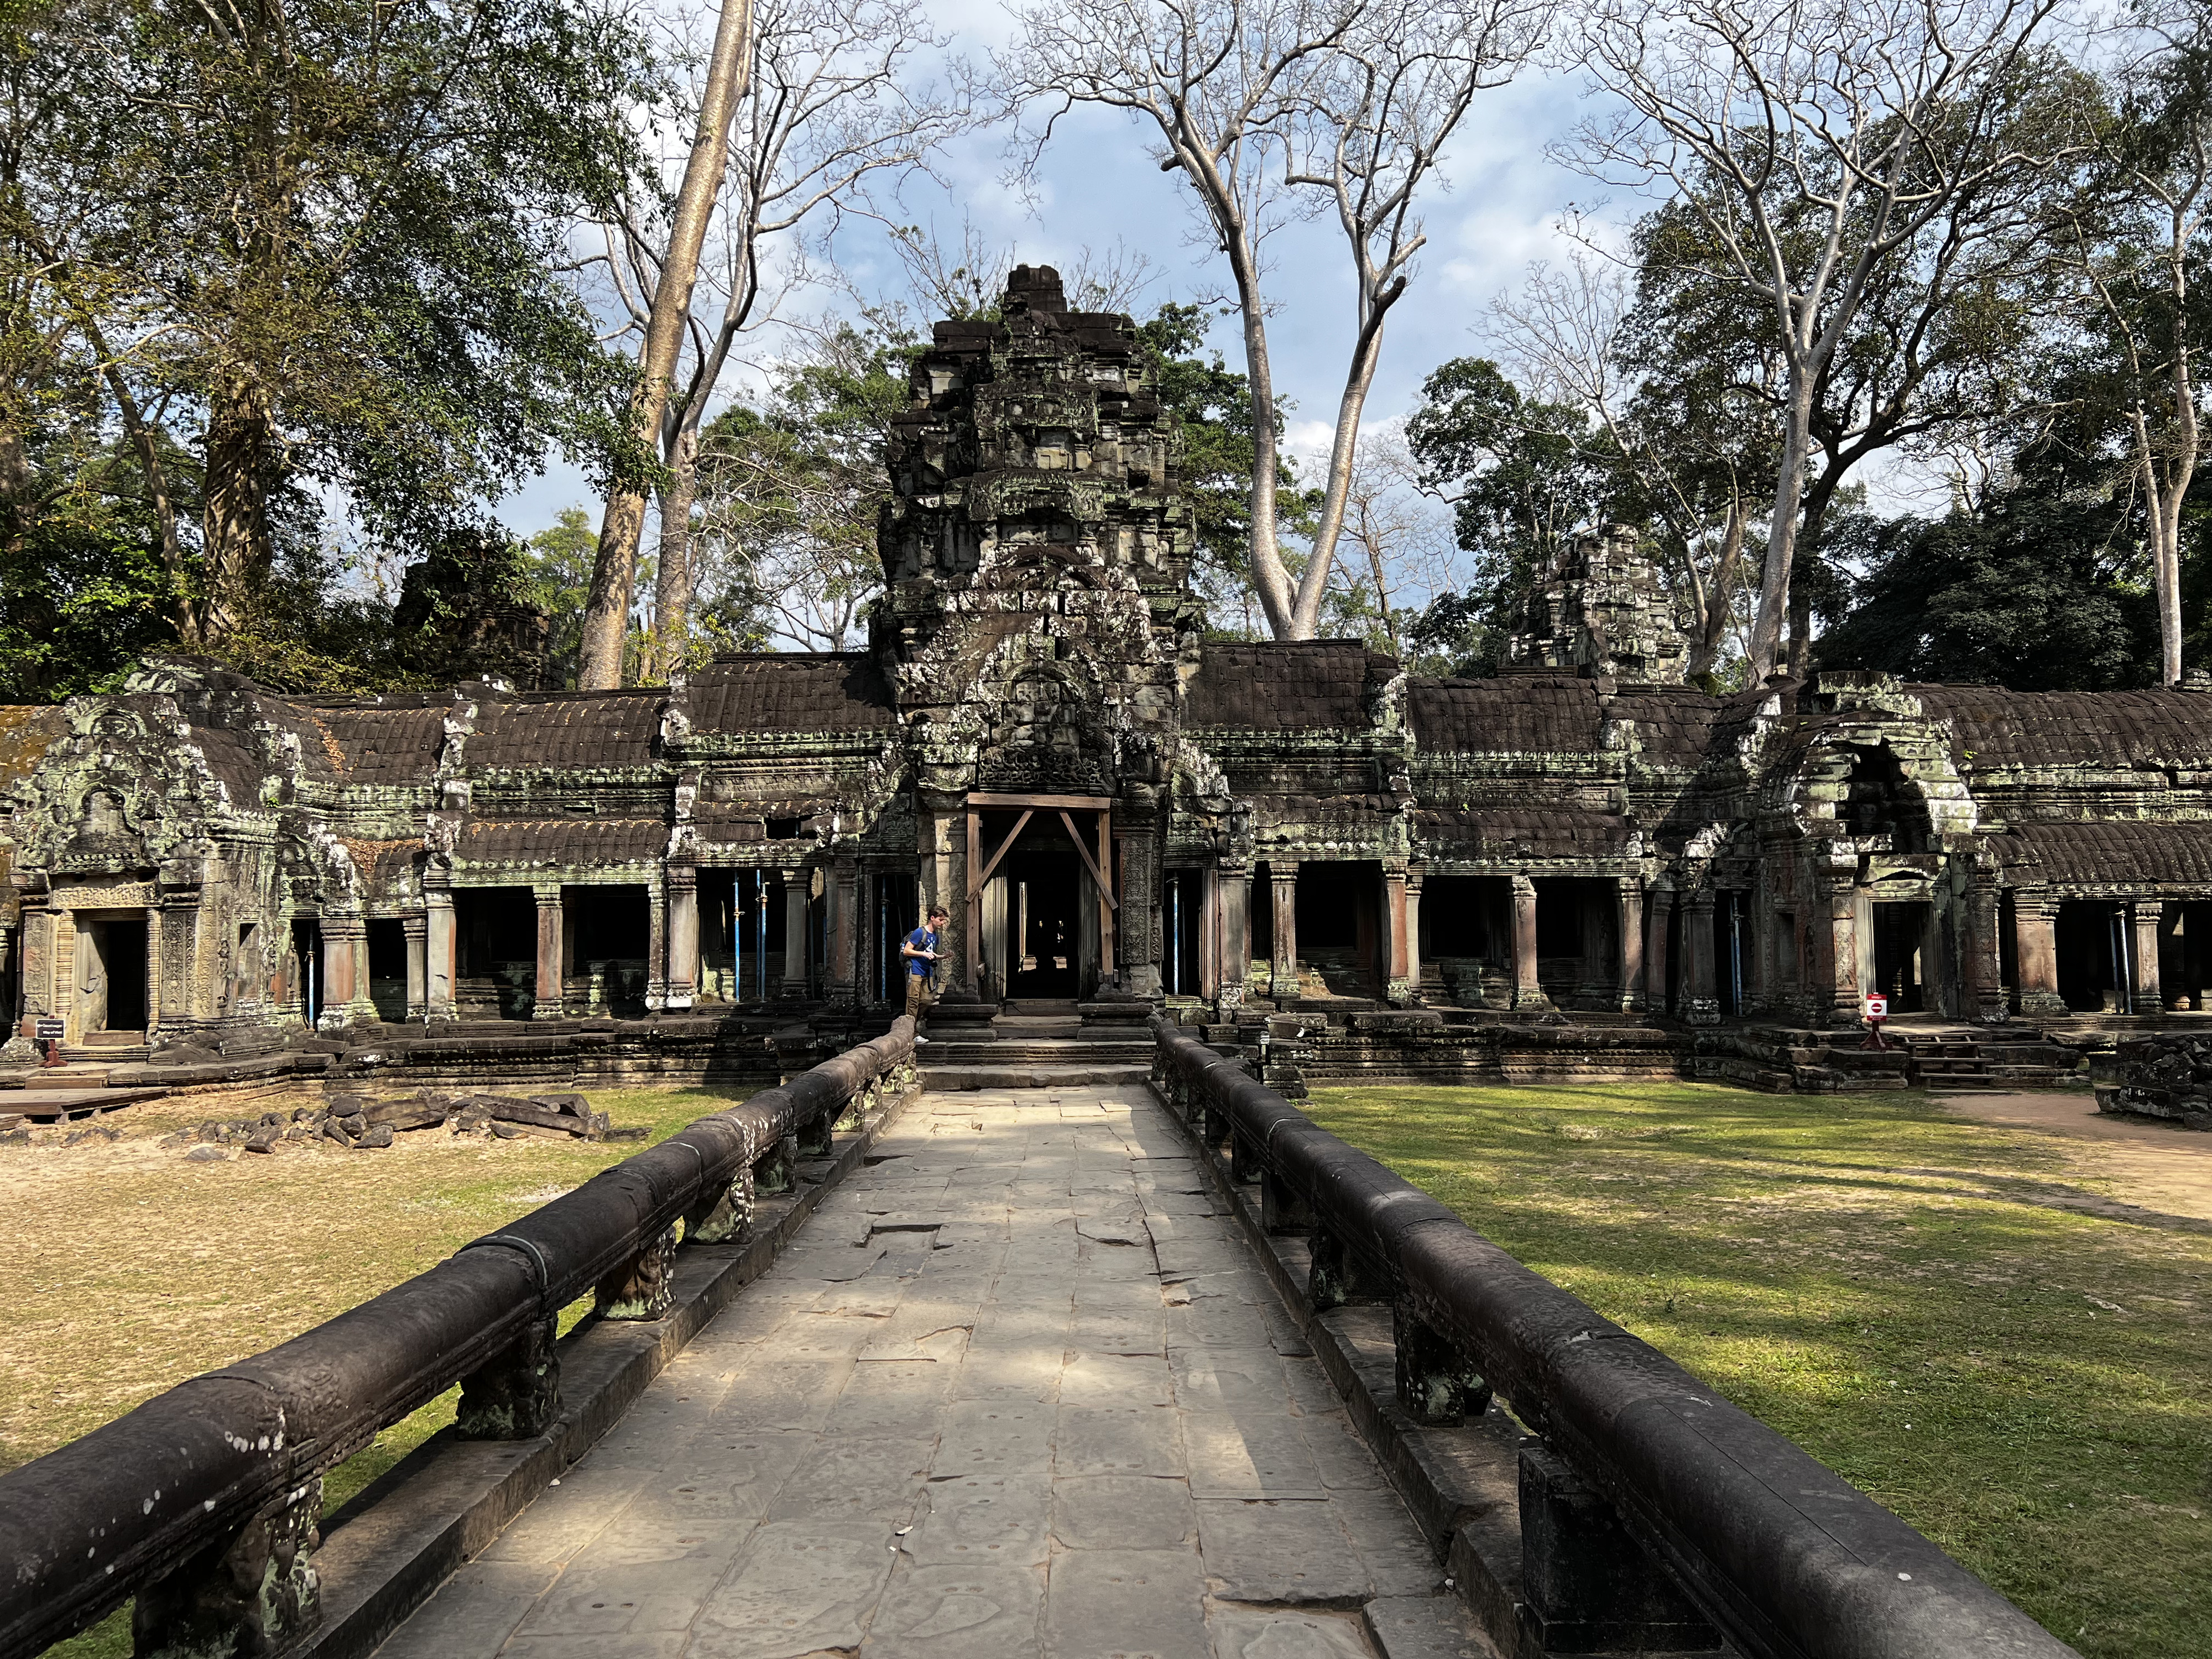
688 318 918 653
4 0 649 653
1404 357 1619 674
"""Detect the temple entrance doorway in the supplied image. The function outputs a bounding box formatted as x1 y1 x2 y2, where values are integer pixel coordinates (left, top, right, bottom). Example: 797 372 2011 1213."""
74 912 146 1035
1001 852 1082 1001
971 796 1115 1004
1870 901 1931 1013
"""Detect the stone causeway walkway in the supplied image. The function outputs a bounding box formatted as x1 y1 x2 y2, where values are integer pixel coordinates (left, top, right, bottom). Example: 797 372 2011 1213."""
372 1084 1484 1659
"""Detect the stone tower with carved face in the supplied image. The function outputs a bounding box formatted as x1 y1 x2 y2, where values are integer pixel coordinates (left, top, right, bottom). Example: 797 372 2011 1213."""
873 265 1204 997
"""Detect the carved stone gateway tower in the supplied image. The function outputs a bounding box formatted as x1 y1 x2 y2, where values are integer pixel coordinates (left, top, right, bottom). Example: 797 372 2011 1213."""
7 266 2212 1071
875 264 1203 1001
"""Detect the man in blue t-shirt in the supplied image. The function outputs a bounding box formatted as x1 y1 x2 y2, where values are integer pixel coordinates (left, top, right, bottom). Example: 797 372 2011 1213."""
900 906 948 1038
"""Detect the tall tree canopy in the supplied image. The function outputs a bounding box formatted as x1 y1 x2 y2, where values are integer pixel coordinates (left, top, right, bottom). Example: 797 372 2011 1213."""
0 0 649 691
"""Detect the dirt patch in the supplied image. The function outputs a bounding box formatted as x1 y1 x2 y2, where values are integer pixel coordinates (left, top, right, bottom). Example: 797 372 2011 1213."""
1936 1091 2212 1224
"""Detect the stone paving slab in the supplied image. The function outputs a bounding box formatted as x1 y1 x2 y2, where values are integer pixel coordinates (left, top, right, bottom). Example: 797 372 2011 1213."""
372 1085 1484 1659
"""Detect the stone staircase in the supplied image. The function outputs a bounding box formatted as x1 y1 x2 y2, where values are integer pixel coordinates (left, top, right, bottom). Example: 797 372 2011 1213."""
1697 1023 2078 1093
916 999 1157 1091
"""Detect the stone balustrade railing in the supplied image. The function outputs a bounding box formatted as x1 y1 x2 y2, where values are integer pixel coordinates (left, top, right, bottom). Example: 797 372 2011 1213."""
0 1018 916 1659
1149 1014 2072 1659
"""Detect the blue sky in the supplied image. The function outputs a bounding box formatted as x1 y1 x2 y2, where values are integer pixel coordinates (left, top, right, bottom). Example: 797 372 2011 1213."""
492 32 1623 542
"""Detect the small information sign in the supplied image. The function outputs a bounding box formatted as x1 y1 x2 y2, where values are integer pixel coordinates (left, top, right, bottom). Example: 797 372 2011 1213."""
33 1017 65 1041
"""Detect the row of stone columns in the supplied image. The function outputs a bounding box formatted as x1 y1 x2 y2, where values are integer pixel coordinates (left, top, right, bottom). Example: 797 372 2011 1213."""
1232 864 1657 1015
315 865 859 1027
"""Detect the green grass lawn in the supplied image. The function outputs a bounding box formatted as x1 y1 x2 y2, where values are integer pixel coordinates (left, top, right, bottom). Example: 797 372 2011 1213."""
1300 1081 2212 1659
13 1084 753 1659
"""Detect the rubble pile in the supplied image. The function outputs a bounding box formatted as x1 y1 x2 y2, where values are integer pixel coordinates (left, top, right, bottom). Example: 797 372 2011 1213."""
156 1089 628 1156
2098 1033 2212 1130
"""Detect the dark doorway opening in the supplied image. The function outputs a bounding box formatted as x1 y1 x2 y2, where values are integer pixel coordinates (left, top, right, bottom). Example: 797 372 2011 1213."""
1418 875 1508 1006
1005 851 1082 1001
877 872 918 1005
80 915 147 1032
1164 869 1203 997
1293 862 1380 997
367 919 408 1022
1871 901 1931 1013
456 888 537 1018
567 885 650 1017
293 919 322 1026
2056 900 2122 1013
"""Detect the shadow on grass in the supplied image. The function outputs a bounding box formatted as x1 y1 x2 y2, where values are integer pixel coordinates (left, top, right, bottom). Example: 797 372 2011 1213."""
1303 1079 2212 1659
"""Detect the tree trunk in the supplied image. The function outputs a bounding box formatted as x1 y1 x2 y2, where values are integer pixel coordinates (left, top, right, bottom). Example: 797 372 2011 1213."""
650 426 702 682
1687 494 1746 685
1291 289 1397 639
200 361 275 644
1747 375 1814 677
101 361 194 642
1228 234 1293 638
577 0 753 691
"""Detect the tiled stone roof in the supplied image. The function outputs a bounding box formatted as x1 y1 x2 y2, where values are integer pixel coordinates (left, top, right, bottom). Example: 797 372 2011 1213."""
1413 807 1631 858
1610 685 1724 763
1187 643 1399 730
1407 676 1603 753
691 654 897 734
2002 820 2212 886
468 692 663 770
1913 686 2212 770
320 706 446 785
460 817 669 865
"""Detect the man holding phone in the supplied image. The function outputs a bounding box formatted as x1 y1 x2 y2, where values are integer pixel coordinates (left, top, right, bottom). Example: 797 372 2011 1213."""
901 905 948 1039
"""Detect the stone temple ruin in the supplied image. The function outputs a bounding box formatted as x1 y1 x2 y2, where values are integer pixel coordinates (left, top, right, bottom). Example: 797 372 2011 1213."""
4 264 2212 1097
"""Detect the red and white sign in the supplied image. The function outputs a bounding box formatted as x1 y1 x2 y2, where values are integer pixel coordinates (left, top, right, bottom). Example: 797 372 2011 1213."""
1864 993 1888 1021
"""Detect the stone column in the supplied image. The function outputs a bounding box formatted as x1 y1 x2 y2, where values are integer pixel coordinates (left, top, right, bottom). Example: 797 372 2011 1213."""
1269 864 1299 1003
402 913 428 1021
1383 863 1412 1006
918 792 968 998
827 859 859 1007
1405 867 1426 1006
1960 874 2006 1024
1510 874 1551 1011
1823 877 1862 1025
782 869 811 998
2131 900 2163 1013
533 886 564 1020
17 904 51 1037
2014 890 2067 1016
319 915 363 1030
1646 884 1674 1017
665 867 698 1011
644 880 669 1011
1618 879 1646 1013
424 888 456 1022
1680 891 1720 1025
1217 860 1250 1016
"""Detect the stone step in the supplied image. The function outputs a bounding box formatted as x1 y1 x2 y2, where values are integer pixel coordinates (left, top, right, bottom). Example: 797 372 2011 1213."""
920 1062 1153 1091
920 1041 1152 1066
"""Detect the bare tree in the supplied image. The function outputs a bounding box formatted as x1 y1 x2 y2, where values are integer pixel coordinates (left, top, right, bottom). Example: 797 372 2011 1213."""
2064 11 2211 686
593 0 963 683
1285 0 1551 637
999 0 1363 638
580 0 754 690
1490 249 1772 681
1561 0 2075 677
1325 429 1462 653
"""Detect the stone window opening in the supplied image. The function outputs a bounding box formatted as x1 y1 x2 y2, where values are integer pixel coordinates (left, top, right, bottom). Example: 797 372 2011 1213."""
1840 745 1933 852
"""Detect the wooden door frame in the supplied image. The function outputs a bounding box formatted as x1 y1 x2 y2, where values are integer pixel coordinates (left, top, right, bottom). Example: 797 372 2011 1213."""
965 793 1117 995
